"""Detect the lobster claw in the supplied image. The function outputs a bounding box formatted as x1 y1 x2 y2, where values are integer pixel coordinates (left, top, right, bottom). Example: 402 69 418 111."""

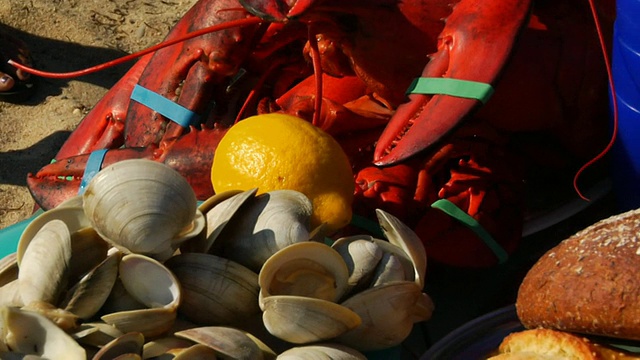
27 127 225 210
373 0 533 166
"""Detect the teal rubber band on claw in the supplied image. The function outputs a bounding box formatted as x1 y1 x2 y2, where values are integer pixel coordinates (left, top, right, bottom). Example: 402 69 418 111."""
78 149 108 194
431 199 508 264
406 77 495 104
131 84 200 127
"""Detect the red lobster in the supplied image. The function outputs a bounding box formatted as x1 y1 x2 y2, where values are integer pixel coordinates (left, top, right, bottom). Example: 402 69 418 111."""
21 0 613 267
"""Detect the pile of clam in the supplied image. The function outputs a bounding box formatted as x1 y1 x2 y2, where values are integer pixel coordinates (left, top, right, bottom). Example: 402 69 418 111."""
0 159 434 359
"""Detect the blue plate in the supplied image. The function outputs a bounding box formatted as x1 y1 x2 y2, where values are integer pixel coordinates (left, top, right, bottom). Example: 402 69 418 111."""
421 305 522 360
0 209 44 258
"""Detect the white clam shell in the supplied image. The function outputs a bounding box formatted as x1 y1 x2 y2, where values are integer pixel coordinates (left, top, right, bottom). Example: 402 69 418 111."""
258 242 360 344
0 253 18 288
210 189 313 272
277 343 367 359
61 252 121 320
0 280 22 307
82 159 198 257
118 254 181 310
101 254 181 338
18 219 72 305
337 281 434 351
175 326 267 360
165 252 260 325
17 206 90 266
2 306 86 359
261 295 361 344
258 242 350 305
92 331 144 360
70 321 125 348
376 209 427 288
332 236 384 291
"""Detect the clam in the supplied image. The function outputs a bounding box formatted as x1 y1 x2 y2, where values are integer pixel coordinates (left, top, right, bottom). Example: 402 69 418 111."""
18 219 72 305
165 252 260 326
0 254 18 288
175 326 270 360
0 280 21 308
57 194 84 208
16 206 90 265
184 188 257 254
142 336 195 359
334 236 415 287
376 209 427 288
207 189 314 272
277 343 367 360
331 236 384 292
258 241 350 305
337 281 435 351
172 344 220 359
101 254 181 338
365 250 407 289
1 306 86 359
70 322 124 348
61 252 122 320
331 209 428 293
261 295 361 344
92 332 144 360
100 278 146 315
82 159 202 259
21 300 80 331
258 242 361 344
67 226 111 284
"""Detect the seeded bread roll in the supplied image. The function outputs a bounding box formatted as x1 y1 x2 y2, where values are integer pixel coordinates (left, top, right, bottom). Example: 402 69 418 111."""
516 208 640 341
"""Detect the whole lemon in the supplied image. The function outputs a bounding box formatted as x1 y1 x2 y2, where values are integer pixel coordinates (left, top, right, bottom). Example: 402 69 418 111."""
211 113 354 233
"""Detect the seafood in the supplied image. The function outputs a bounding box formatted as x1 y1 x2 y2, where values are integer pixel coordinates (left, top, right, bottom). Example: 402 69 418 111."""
81 159 205 260
19 0 612 267
0 163 434 354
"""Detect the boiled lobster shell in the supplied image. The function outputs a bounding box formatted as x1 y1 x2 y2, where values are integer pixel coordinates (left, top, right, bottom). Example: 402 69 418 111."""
24 0 613 267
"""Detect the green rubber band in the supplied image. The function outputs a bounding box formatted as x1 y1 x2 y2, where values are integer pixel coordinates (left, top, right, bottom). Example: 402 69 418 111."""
431 199 508 264
350 213 386 239
406 77 495 104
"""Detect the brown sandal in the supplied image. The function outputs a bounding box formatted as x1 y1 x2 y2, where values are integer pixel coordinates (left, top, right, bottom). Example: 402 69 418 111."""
0 29 36 103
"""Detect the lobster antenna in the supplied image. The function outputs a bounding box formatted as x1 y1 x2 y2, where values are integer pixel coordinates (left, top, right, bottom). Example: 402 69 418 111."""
572 0 618 201
306 21 324 127
7 17 263 79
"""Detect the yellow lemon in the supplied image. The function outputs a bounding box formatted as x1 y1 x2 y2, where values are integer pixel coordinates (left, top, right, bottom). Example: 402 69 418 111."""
211 113 354 233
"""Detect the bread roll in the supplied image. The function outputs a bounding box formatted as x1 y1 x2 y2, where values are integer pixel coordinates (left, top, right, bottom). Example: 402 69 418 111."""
516 208 640 340
489 328 640 359
488 328 600 359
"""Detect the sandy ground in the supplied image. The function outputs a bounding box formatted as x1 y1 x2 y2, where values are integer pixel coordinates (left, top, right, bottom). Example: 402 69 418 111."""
0 0 198 230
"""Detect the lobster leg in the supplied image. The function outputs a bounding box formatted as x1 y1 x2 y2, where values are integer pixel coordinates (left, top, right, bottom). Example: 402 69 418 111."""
373 0 533 165
267 73 392 135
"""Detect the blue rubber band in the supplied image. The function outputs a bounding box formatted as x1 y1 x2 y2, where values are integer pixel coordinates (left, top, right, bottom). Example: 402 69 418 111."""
406 77 495 104
431 199 508 264
130 84 200 127
79 149 108 194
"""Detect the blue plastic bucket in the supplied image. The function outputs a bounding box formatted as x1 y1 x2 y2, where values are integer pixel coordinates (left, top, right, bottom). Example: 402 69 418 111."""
610 0 640 211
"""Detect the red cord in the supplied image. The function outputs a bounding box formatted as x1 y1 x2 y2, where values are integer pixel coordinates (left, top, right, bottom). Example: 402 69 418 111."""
572 0 618 201
7 17 263 79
